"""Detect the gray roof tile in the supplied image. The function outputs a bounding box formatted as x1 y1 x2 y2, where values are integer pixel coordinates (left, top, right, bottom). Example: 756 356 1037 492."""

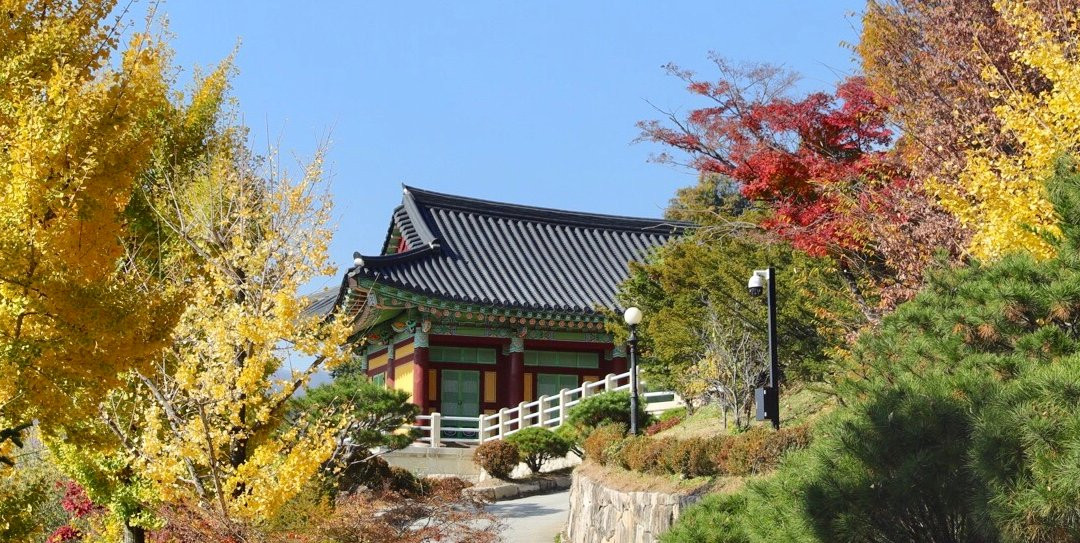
349 186 690 315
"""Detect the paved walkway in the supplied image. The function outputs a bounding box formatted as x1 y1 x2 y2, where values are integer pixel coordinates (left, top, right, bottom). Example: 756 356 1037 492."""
487 489 571 543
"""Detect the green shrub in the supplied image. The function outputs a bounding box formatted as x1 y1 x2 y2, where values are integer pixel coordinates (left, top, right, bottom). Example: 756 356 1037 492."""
659 493 750 543
505 427 571 474
765 380 990 542
341 456 394 493
553 424 583 457
582 423 626 465
268 479 334 534
567 391 650 435
473 440 519 479
0 451 66 542
388 466 426 496
971 358 1080 541
658 406 688 422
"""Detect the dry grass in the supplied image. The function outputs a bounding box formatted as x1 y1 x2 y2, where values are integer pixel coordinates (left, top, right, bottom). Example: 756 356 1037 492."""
575 461 742 496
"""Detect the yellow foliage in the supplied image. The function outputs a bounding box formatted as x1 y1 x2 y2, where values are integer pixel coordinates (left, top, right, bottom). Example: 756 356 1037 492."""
940 1 1080 260
0 0 180 441
133 129 352 520
1 0 343 530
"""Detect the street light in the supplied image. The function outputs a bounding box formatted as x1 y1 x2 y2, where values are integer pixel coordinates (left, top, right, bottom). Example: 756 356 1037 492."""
747 268 780 429
623 306 643 435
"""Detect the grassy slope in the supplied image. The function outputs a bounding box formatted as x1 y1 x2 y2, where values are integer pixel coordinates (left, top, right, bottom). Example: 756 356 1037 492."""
655 385 834 441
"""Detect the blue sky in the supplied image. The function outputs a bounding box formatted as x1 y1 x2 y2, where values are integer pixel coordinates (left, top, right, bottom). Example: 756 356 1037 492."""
154 1 864 291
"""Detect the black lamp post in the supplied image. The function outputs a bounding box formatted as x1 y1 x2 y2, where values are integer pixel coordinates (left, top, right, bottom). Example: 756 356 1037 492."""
748 267 780 429
623 306 643 435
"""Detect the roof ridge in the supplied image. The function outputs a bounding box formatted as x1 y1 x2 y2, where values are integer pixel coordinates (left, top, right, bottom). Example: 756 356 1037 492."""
402 185 691 234
401 187 441 245
352 244 439 270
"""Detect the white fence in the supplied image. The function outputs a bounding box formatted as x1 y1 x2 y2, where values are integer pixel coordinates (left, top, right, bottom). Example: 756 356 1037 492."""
411 370 683 448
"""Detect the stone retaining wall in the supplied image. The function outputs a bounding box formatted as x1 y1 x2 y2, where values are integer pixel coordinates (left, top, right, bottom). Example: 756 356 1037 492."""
563 467 702 543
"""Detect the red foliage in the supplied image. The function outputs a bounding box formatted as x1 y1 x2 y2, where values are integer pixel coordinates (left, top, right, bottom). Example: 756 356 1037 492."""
645 415 683 436
644 67 899 257
57 481 98 519
640 56 961 311
47 525 82 543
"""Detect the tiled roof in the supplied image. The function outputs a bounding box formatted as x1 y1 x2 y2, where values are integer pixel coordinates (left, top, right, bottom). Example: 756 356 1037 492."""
346 186 689 315
301 287 342 320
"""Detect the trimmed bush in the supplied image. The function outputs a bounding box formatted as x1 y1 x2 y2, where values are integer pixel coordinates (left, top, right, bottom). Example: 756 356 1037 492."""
505 427 571 474
660 437 717 478
714 427 766 476
618 435 666 473
711 426 811 476
760 425 811 469
582 423 626 465
567 391 650 435
553 423 583 457
473 440 519 479
647 437 677 474
732 425 811 475
602 424 811 478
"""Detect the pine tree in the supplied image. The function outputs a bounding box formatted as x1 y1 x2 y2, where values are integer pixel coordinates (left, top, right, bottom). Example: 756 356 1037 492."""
666 157 1080 542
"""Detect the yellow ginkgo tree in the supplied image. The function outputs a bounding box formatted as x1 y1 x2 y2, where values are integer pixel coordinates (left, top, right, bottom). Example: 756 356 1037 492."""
0 0 181 455
940 1 1080 260
108 129 353 523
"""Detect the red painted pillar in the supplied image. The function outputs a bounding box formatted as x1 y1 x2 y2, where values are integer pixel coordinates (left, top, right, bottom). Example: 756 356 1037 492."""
385 343 396 389
508 336 525 406
612 355 628 374
413 331 429 412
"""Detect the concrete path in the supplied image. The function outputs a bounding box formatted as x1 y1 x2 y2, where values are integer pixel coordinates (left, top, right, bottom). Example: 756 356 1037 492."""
488 488 571 543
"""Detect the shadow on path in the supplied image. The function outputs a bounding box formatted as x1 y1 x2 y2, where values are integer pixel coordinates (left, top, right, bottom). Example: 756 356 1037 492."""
487 489 571 543
488 500 562 518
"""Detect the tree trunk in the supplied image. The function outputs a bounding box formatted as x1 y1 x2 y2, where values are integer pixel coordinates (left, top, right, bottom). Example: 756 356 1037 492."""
124 523 145 543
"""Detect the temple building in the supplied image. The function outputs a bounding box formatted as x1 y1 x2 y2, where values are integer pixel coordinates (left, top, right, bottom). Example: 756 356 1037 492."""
317 186 687 418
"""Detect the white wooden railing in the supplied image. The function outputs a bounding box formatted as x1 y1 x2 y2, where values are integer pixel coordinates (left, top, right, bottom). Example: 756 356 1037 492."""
411 370 683 448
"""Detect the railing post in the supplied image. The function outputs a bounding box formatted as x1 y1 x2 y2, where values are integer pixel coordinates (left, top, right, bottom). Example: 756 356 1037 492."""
498 408 509 438
581 381 594 400
537 395 549 427
518 401 529 430
430 413 441 448
558 388 569 427
477 413 488 443
605 373 616 392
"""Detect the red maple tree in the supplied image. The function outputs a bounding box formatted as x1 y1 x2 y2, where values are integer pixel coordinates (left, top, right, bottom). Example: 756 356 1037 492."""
640 56 960 314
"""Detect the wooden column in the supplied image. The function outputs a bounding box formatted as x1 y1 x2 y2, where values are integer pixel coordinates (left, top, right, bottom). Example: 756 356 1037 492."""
508 336 525 406
413 329 430 412
385 343 396 388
